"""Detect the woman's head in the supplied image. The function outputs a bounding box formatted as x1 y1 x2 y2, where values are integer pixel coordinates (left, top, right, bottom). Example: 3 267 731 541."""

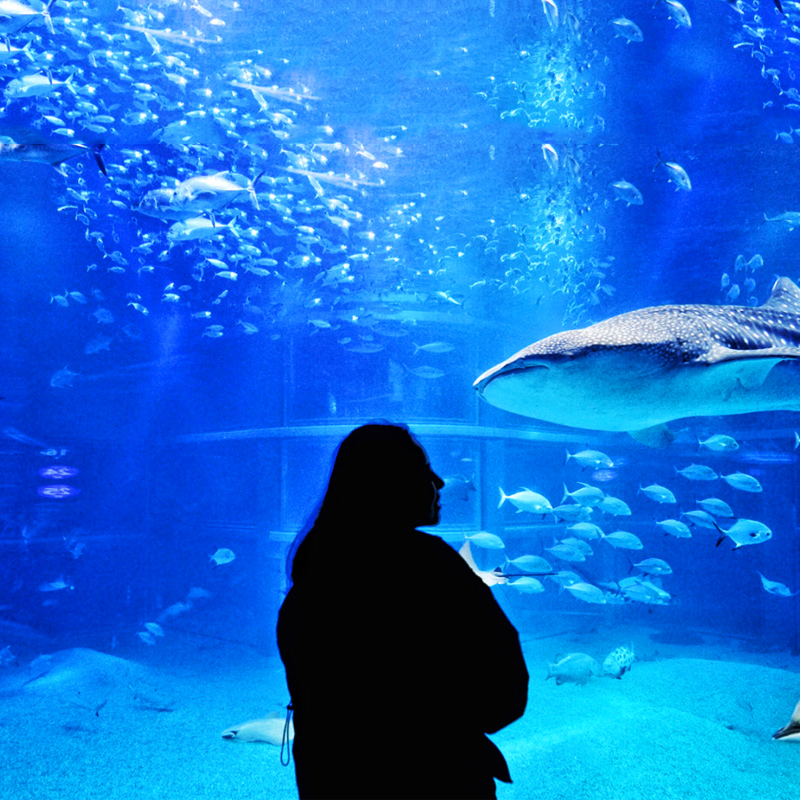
319 423 444 529
288 423 444 584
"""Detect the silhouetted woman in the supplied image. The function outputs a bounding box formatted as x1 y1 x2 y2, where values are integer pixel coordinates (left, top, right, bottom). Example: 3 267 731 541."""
277 423 528 800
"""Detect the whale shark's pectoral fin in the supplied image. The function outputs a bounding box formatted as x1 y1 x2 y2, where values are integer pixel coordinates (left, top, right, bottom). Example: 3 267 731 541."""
628 424 675 449
773 698 800 740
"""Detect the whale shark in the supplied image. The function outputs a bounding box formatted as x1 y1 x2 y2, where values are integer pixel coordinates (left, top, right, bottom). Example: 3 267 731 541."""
474 277 800 444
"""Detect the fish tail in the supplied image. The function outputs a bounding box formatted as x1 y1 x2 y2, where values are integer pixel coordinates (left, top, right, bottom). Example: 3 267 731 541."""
498 487 507 508
249 170 265 210
43 0 55 35
564 448 572 466
561 482 570 505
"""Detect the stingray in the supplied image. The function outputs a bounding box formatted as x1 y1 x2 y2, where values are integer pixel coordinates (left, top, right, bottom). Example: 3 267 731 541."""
8 648 165 712
475 277 800 446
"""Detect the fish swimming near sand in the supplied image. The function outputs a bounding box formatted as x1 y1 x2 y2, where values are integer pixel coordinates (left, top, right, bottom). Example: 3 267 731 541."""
546 652 599 686
474 277 800 446
601 643 635 678
221 712 294 744
773 698 800 741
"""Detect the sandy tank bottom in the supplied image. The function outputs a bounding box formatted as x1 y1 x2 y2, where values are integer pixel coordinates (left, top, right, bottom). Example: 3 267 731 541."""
1 624 799 800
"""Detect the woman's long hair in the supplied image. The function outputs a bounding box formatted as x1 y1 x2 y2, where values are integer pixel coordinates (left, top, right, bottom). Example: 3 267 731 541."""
286 423 431 585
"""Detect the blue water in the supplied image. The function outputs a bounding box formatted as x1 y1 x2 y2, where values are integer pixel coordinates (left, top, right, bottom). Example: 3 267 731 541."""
1 0 800 794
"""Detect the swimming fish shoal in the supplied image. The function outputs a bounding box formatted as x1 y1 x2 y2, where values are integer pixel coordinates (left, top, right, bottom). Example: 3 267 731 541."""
474 278 800 445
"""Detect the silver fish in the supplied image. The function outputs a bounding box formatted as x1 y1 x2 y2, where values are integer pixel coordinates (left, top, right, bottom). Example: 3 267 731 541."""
0 140 106 175
474 278 800 442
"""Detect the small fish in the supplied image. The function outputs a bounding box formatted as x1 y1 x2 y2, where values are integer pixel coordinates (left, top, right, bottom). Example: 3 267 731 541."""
715 519 772 549
610 17 643 42
757 572 798 597
774 698 800 741
722 472 762 492
541 0 558 29
144 622 165 637
561 483 605 507
619 576 671 605
564 582 606 604
546 652 599 686
498 487 552 514
566 522 604 540
696 497 734 518
675 464 718 481
541 143 558 172
560 537 593 556
698 434 739 452
601 644 635 678
602 531 643 550
656 518 692 538
550 504 593 523
209 548 236 566
681 509 718 529
631 558 672 576
503 555 552 573
412 341 455 355
222 712 294 744
655 152 691 190
507 577 544 593
137 631 156 646
638 484 676 504
545 543 585 562
92 307 114 324
38 575 74 592
407 366 444 379
611 179 643 206
167 217 237 243
564 449 613 469
84 335 112 354
596 495 631 516
50 366 77 388
661 0 691 28
463 531 505 550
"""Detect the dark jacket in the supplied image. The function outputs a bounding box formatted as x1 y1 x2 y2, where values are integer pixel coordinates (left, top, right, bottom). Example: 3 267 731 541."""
277 528 529 800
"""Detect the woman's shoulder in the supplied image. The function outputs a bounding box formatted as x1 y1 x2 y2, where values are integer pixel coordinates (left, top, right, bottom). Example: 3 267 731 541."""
412 530 475 571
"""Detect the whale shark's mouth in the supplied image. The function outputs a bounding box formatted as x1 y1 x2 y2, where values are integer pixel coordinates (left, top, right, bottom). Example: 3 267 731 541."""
474 361 550 392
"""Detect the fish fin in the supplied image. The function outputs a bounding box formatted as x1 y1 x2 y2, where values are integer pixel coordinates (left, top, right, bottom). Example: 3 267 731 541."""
92 144 107 178
628 424 675 448
762 276 800 311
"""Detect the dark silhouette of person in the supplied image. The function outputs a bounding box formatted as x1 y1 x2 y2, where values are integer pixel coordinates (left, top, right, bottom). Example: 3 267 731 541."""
277 423 529 800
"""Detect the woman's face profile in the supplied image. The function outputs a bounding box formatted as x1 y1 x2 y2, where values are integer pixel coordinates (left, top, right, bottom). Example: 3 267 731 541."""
413 449 444 527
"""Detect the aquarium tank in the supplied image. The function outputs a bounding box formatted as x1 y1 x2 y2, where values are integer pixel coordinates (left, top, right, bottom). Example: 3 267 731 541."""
1 0 800 797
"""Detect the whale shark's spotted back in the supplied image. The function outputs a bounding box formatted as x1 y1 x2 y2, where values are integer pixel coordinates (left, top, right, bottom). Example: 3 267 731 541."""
474 277 800 435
